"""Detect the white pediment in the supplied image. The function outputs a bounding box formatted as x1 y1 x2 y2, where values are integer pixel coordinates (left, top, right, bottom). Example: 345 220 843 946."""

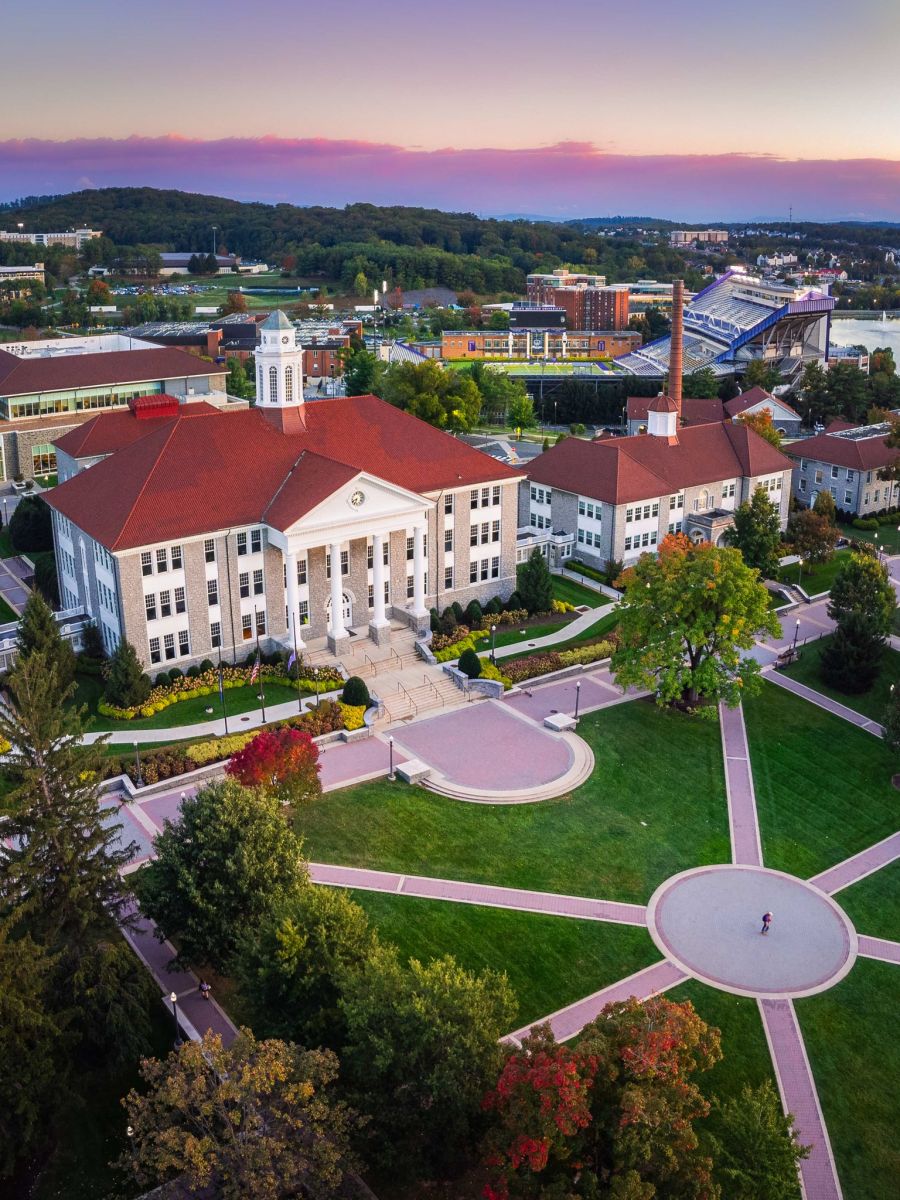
273 472 431 548
746 398 798 422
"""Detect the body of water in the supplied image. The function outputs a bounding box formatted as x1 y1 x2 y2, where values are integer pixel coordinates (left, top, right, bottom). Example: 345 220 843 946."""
829 317 900 358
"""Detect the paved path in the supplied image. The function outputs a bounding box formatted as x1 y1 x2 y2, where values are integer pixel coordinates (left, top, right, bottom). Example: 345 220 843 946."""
120 901 238 1047
505 960 688 1045
808 830 900 895
760 998 843 1200
718 702 763 867
767 671 884 738
310 862 648 925
502 665 641 726
856 935 900 964
492 602 616 661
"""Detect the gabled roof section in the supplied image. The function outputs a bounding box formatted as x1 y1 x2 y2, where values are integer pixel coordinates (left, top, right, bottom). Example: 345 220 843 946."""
725 386 800 420
0 346 219 397
627 395 724 426
785 425 898 471
46 394 521 550
54 401 219 459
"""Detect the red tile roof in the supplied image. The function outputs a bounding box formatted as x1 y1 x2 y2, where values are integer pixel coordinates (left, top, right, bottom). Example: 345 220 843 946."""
725 386 800 420
627 395 724 425
0 346 220 398
527 422 792 505
47 396 521 550
785 427 898 471
54 401 219 458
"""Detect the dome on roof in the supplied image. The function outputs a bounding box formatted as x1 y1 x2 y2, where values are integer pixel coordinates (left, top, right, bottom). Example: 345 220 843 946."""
261 309 294 331
648 394 678 413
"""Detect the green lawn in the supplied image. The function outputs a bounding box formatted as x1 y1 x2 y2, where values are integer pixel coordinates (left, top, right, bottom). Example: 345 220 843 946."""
76 672 311 732
0 594 17 623
293 700 730 904
490 617 572 650
551 575 608 608
777 548 851 594
0 526 14 558
744 682 898 879
833 858 900 943
797 959 900 1200
778 636 900 723
498 611 620 664
838 520 900 555
352 893 659 1027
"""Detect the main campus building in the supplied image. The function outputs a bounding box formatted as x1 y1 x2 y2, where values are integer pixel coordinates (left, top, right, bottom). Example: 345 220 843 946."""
46 313 523 668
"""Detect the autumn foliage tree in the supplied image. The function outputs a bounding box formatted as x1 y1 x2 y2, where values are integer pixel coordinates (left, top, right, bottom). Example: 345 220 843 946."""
737 407 781 448
482 997 723 1199
612 533 780 713
226 726 322 808
786 509 838 565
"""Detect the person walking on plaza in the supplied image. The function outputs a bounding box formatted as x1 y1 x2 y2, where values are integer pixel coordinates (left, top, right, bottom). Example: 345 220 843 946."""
199 979 211 1001
760 911 773 935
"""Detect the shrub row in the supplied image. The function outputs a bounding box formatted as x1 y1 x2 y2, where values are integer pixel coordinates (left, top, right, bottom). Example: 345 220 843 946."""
503 639 617 685
105 700 365 785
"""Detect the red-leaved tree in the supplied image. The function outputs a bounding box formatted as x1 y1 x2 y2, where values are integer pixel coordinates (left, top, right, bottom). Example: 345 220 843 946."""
482 997 722 1199
226 727 321 808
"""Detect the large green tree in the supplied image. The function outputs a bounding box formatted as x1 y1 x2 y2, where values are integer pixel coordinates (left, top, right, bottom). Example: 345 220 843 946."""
709 1081 809 1200
611 533 780 712
820 551 895 693
8 495 53 552
120 1030 359 1200
234 883 378 1049
102 637 151 707
828 551 895 635
725 487 783 577
682 366 719 399
341 345 386 397
137 779 308 970
340 944 516 1179
787 509 837 565
381 359 482 432
16 589 76 688
741 360 781 392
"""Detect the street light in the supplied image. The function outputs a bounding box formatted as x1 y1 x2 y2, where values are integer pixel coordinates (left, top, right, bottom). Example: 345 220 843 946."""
575 679 581 719
314 666 320 710
169 991 181 1046
133 741 144 788
490 623 497 665
388 735 395 781
792 618 800 655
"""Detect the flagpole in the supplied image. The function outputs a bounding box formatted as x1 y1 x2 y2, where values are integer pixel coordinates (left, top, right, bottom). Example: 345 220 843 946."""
218 659 229 736
291 610 302 714
255 632 267 723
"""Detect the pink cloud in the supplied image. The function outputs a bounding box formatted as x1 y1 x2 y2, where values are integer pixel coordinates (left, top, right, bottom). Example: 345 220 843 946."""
2 136 899 221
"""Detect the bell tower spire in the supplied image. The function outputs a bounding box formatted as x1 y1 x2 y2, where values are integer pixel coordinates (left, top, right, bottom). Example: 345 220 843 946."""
255 310 304 409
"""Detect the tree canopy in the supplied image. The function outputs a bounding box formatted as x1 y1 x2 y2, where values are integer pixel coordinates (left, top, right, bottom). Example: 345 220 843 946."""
611 533 780 712
725 487 783 578
381 360 482 432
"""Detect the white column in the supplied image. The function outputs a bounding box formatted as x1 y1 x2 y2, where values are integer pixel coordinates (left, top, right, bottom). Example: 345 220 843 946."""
329 541 347 641
285 549 304 649
371 533 387 626
412 524 427 616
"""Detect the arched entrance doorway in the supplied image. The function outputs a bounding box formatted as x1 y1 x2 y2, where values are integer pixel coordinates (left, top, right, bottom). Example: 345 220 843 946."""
326 592 353 627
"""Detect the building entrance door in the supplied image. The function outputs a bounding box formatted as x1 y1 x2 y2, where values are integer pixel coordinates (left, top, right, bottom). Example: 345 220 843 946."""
326 593 353 627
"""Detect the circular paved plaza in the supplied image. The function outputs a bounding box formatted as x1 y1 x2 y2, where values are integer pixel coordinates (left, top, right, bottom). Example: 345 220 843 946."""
647 865 857 999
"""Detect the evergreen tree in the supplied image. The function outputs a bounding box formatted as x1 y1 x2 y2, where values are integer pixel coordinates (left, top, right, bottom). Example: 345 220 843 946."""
828 551 895 636
103 637 151 707
812 488 837 525
725 487 782 577
881 686 900 755
80 618 106 660
0 654 135 946
517 547 554 614
9 495 53 552
709 1081 810 1200
16 589 76 687
820 611 884 693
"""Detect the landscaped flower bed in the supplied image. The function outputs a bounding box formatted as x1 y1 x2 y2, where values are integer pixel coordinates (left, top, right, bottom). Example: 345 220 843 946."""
503 639 617 685
103 700 366 785
96 663 343 721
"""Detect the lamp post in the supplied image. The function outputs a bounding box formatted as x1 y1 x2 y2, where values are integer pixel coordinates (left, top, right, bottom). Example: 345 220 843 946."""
388 735 395 781
792 618 800 656
874 531 880 563
490 623 497 665
169 991 181 1046
314 666 320 710
574 679 581 719
133 741 144 788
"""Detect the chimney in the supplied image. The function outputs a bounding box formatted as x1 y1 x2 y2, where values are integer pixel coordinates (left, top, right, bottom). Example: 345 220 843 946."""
669 278 684 419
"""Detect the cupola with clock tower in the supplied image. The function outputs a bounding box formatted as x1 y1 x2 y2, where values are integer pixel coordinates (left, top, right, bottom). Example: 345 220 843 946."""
255 309 304 409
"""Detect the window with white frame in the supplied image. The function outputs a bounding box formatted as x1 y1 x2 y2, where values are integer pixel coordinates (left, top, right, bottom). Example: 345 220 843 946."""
469 561 478 583
407 574 414 599
159 590 171 618
141 551 152 576
491 556 499 578
844 491 852 505
178 629 190 657
481 487 490 507
470 489 478 510
170 545 183 570
239 572 250 598
445 493 454 514
297 558 307 584
255 610 266 635
149 636 161 664
444 528 453 552
298 600 309 625
145 593 157 621
492 485 501 505
251 528 262 554
237 532 248 556
241 614 252 640
163 633 176 660
156 548 168 573
253 569 264 596
444 565 453 589
480 522 489 544
406 536 414 560
340 550 349 576
204 538 216 563
207 579 219 607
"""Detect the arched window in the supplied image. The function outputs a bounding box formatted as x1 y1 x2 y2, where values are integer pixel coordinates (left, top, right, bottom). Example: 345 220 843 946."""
268 366 278 403
284 366 293 402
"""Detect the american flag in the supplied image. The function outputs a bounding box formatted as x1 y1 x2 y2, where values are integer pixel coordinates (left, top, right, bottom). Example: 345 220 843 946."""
249 654 260 683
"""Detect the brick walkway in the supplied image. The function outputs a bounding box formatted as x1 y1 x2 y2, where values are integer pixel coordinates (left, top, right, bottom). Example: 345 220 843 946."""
718 701 763 866
505 960 688 1045
808 830 900 895
767 672 885 738
760 998 842 1200
310 862 648 925
857 935 900 965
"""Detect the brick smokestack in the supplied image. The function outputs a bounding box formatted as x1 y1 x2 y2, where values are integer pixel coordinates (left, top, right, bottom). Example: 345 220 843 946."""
669 278 684 418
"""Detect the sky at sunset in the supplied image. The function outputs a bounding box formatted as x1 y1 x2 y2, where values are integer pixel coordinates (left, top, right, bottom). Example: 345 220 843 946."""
2 0 899 219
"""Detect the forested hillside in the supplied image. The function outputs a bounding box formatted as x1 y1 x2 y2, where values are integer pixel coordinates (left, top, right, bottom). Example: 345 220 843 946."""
2 188 693 292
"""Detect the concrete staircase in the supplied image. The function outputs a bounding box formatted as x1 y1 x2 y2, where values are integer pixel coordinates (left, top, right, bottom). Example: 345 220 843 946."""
379 671 472 724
